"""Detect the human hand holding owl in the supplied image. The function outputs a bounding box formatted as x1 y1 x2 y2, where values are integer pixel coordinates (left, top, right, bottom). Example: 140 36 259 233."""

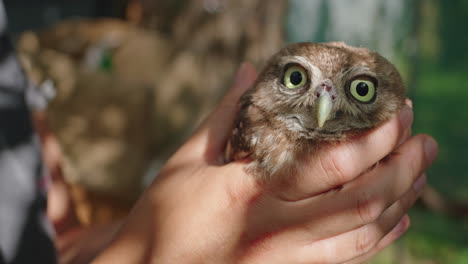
226 42 407 187
94 45 438 264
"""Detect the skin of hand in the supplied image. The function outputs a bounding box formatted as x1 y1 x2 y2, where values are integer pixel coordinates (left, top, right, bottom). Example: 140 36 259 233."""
93 63 438 264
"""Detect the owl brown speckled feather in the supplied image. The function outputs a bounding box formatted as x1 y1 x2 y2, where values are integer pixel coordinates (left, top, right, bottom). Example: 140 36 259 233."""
225 42 405 181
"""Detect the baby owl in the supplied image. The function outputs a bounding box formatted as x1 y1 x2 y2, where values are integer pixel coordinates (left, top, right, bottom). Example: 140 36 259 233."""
225 42 406 181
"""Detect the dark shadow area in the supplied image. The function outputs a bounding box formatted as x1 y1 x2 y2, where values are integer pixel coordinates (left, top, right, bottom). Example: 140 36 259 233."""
11 201 56 264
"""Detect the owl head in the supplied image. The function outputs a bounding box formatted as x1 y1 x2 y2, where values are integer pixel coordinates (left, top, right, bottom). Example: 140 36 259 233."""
247 42 406 140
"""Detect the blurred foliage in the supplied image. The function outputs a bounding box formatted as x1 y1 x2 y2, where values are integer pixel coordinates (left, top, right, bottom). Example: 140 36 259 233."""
372 207 468 263
439 0 468 69
415 69 468 201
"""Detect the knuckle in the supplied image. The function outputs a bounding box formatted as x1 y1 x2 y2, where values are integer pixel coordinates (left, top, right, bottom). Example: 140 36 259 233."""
400 137 427 178
354 225 378 256
355 194 383 224
375 116 400 148
386 115 402 140
405 151 423 178
318 151 350 185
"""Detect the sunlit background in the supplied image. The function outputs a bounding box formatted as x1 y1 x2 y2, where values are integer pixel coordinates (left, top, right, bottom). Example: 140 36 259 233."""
4 0 468 262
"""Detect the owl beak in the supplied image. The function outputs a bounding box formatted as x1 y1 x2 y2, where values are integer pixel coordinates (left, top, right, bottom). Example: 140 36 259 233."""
317 92 333 128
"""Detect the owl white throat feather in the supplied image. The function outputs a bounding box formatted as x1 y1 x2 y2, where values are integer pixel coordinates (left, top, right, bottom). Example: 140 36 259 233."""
224 42 406 181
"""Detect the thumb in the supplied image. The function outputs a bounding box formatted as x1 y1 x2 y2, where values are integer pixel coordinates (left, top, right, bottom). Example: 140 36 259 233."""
190 63 257 163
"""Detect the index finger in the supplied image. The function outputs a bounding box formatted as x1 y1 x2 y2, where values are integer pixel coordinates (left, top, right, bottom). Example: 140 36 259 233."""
273 104 413 200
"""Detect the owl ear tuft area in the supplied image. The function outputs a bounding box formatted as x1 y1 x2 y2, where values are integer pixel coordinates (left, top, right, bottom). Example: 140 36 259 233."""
323 41 348 48
323 42 370 55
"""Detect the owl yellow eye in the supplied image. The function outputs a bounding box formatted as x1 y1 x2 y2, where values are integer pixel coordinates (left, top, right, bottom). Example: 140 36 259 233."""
283 65 307 89
350 79 376 102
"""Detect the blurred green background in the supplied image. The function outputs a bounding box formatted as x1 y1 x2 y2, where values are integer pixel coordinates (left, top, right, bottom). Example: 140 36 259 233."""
286 0 468 263
5 0 468 262
288 0 468 201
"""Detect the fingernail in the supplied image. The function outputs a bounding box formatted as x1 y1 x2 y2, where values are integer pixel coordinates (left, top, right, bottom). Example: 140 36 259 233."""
424 137 438 164
399 105 413 130
412 174 427 193
395 215 410 234
405 98 413 109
